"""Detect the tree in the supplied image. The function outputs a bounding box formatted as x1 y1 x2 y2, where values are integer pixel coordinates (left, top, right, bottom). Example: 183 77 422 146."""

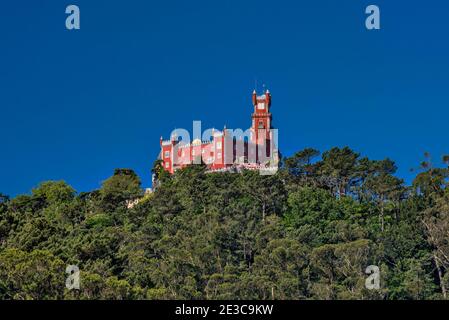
250 238 309 299
0 193 9 205
0 249 65 300
100 169 143 210
318 147 360 197
364 159 405 231
310 239 377 299
412 153 448 198
32 181 75 205
282 148 320 186
422 190 449 299
151 159 170 184
238 170 286 222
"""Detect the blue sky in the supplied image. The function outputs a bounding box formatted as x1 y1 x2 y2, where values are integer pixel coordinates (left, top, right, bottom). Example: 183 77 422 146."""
1 0 448 196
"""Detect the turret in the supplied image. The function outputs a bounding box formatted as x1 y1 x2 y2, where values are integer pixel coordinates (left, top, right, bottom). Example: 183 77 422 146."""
266 89 271 107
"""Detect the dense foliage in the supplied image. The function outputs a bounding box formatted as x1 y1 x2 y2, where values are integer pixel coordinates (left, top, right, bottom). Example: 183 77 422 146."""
0 148 448 300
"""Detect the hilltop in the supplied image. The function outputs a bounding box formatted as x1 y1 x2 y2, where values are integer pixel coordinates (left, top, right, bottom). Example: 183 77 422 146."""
0 147 448 300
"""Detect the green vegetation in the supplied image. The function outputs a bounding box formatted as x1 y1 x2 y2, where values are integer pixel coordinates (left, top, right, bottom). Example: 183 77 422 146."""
0 147 448 300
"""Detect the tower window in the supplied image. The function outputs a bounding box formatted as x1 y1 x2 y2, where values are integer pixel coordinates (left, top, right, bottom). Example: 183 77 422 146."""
164 151 170 158
258 121 264 129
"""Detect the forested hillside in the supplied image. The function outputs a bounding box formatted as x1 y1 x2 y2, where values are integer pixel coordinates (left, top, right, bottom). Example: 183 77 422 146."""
0 147 448 300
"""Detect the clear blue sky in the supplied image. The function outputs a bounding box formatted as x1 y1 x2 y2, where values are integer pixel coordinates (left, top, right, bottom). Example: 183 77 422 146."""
1 0 448 196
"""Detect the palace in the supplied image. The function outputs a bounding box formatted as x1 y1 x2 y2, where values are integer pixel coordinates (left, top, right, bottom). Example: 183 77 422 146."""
158 89 279 174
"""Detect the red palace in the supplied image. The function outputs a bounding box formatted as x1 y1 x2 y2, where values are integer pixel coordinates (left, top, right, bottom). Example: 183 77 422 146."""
158 89 279 174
